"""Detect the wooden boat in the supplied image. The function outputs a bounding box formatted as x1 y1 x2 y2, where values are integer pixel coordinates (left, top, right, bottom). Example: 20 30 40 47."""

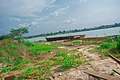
46 35 85 41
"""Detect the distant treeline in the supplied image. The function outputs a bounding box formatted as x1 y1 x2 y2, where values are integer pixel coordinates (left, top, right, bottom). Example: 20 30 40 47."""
25 23 120 39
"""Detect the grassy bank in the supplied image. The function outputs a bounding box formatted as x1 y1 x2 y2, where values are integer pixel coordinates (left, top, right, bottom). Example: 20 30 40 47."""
1 36 118 79
0 39 86 79
89 37 120 58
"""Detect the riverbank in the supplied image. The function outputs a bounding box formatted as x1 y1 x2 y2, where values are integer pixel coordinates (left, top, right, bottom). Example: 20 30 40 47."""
0 37 120 80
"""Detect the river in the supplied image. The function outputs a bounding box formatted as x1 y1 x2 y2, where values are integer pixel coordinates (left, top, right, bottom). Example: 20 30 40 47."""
27 27 120 42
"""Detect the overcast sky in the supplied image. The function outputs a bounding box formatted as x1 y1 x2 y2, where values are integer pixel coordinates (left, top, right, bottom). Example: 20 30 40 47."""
0 0 120 35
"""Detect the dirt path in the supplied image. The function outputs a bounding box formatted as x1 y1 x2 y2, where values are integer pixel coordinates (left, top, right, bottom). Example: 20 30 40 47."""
53 45 120 80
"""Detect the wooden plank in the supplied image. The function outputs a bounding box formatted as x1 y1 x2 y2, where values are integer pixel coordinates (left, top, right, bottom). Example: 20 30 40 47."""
109 54 120 64
113 69 120 75
84 70 120 80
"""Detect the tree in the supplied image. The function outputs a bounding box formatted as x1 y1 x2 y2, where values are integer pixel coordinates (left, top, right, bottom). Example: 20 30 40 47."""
10 27 29 41
10 27 29 37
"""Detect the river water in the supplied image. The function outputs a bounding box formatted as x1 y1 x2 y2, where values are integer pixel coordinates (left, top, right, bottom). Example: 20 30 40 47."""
27 27 120 42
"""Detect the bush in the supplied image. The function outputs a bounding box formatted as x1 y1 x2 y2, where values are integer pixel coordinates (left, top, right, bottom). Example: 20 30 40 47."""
61 60 74 70
10 44 18 50
23 41 34 47
100 42 113 49
116 39 120 51
1 66 13 73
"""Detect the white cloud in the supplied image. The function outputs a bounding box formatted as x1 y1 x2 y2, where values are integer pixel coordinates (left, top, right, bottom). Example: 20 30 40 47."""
35 16 49 21
50 6 69 16
31 21 37 26
80 0 87 2
19 23 30 27
9 17 21 22
0 0 56 17
63 19 76 24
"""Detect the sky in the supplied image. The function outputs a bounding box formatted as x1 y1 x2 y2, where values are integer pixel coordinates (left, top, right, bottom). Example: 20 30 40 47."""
0 0 120 36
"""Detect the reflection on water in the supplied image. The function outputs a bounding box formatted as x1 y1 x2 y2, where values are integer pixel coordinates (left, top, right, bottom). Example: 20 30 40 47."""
27 27 120 42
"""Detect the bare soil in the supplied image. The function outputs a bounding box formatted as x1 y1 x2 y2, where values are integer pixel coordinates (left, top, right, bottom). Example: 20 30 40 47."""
53 45 120 80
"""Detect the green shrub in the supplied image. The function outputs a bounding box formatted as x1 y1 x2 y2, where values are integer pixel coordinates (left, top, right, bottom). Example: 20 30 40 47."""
100 42 113 49
1 66 13 73
61 60 75 70
23 41 34 47
116 39 120 51
10 44 18 50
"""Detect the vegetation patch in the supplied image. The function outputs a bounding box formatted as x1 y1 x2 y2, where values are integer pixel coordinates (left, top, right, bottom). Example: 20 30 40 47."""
21 67 39 79
63 40 98 46
31 43 58 55
23 41 34 47
90 37 120 58
54 50 86 72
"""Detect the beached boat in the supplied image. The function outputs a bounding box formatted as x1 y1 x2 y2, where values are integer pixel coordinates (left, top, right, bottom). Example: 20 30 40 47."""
46 35 85 41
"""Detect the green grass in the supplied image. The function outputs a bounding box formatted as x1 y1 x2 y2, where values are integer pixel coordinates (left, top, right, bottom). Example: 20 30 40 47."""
31 43 58 55
0 39 86 79
116 39 120 52
63 40 98 46
0 39 34 79
13 59 31 70
23 41 34 47
54 50 85 72
0 39 25 63
1 59 31 74
91 37 120 58
40 60 52 68
61 59 75 70
72 40 82 45
21 60 53 79
100 42 114 49
88 48 96 53
1 66 13 73
21 67 39 78
10 44 18 50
